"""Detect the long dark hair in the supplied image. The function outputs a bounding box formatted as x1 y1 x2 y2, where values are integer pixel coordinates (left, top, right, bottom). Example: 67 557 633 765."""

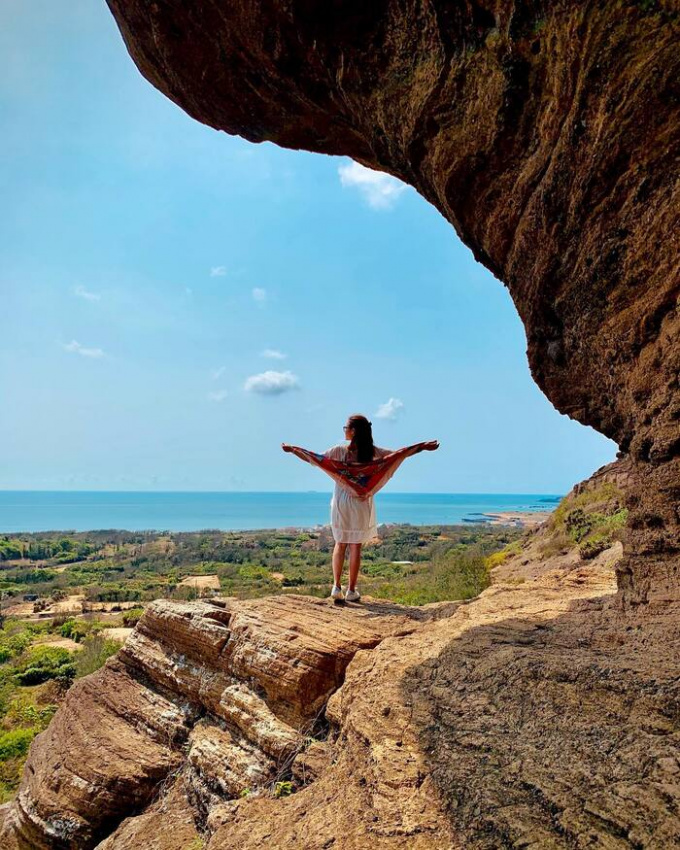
348 414 375 462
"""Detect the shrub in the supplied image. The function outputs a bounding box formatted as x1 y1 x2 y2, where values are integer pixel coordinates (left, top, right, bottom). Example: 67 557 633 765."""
13 646 76 686
0 728 36 762
564 507 594 542
4 691 57 729
579 536 610 560
9 569 58 585
51 614 69 629
74 634 121 679
0 627 33 664
375 549 491 606
485 541 523 570
281 576 305 587
0 540 24 561
238 565 270 581
122 607 144 627
59 619 88 642
550 482 623 531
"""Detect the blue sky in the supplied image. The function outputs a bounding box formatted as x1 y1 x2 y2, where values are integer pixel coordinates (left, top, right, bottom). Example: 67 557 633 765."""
0 0 617 494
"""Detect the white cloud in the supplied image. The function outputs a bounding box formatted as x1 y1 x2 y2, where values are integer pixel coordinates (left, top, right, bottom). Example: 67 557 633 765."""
208 389 229 402
210 266 227 277
211 366 226 380
252 287 267 302
338 160 407 210
74 285 101 301
63 340 104 359
244 370 300 395
376 397 404 420
261 348 286 360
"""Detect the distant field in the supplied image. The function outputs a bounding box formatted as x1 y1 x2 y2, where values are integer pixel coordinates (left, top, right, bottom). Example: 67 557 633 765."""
179 574 221 590
0 524 523 613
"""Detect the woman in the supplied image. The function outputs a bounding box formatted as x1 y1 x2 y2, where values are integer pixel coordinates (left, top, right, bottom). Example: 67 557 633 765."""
282 414 439 602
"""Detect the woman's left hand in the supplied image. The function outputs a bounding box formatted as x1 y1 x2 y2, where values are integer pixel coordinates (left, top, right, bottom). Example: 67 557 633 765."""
421 440 440 451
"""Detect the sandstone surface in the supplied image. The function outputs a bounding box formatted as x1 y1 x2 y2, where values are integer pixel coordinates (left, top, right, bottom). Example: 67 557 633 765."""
0 594 448 848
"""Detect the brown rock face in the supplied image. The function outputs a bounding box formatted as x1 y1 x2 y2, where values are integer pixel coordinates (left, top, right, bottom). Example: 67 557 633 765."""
0 595 440 849
104 0 680 603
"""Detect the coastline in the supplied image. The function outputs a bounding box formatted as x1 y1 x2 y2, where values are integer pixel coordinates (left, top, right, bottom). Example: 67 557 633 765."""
258 510 554 535
0 491 561 535
480 510 553 528
0 513 553 538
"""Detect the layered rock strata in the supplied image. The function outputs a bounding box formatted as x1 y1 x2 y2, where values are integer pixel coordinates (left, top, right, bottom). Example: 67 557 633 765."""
0 595 446 849
104 0 680 602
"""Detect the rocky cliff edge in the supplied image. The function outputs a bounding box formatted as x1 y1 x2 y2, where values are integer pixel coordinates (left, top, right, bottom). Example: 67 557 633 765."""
2 465 679 849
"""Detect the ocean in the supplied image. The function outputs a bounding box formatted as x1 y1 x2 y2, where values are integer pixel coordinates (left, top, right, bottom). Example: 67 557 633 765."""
0 491 562 534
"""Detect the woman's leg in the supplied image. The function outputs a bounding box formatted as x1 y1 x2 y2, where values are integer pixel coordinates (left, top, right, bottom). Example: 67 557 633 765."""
332 542 348 587
348 543 362 591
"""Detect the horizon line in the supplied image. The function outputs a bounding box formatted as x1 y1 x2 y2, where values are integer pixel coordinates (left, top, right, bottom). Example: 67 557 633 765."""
0 488 565 497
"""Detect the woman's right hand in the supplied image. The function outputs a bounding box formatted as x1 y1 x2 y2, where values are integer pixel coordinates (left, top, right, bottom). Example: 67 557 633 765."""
281 443 292 452
421 440 440 451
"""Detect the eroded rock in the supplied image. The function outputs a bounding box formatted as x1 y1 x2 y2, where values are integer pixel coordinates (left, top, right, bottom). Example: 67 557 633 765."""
0 595 431 849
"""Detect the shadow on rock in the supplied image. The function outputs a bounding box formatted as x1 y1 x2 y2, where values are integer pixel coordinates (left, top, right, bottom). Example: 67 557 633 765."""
402 596 680 848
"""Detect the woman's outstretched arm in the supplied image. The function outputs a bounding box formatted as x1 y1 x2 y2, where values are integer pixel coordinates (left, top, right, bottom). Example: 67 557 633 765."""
401 440 440 457
281 443 318 463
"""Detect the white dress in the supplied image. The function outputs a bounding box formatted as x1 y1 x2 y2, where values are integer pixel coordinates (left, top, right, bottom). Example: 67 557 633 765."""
324 443 392 544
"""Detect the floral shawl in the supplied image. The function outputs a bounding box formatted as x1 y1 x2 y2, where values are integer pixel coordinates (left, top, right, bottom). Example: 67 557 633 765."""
285 443 429 498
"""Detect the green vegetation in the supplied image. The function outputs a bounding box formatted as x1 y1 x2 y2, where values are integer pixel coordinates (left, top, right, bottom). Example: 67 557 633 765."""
274 780 294 798
373 549 492 606
74 634 121 679
0 617 127 802
541 483 627 560
0 525 521 607
0 727 36 761
13 646 75 686
122 607 144 627
59 618 88 642
0 535 96 563
485 540 523 570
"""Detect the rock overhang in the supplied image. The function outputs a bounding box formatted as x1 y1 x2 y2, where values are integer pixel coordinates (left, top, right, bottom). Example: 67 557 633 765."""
102 2 680 598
